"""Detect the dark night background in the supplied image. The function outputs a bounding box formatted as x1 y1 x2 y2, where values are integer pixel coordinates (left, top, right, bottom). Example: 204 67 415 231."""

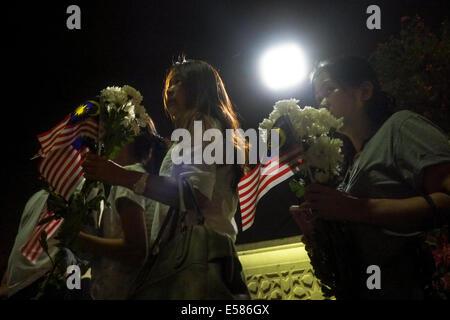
1 0 447 275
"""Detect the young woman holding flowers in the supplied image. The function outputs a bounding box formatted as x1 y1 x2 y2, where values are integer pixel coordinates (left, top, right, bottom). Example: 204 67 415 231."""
77 119 167 299
82 58 249 299
291 56 450 299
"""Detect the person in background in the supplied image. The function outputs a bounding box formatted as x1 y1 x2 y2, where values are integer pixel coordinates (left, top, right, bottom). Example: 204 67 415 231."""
0 186 94 300
291 56 450 299
77 119 167 299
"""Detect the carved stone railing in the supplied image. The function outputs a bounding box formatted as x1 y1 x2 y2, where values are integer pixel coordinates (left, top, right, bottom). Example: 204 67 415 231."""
236 236 327 300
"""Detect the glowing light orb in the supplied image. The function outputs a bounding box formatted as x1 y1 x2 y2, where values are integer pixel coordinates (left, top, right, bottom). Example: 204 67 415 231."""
260 43 308 90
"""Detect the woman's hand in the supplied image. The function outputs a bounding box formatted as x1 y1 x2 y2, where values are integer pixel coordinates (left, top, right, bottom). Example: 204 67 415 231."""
289 205 316 251
302 183 368 222
82 153 129 186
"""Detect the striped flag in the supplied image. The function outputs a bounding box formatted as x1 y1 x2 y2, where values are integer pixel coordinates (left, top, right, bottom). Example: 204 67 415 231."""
35 100 99 158
34 100 99 200
238 115 303 231
38 136 89 201
20 203 64 264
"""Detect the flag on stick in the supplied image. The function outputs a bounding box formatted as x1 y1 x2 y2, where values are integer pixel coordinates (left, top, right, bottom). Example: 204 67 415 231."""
20 203 64 264
38 136 89 200
34 100 99 200
238 115 303 231
35 100 99 158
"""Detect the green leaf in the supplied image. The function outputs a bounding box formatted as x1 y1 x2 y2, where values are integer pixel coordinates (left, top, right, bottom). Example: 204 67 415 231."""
289 180 306 199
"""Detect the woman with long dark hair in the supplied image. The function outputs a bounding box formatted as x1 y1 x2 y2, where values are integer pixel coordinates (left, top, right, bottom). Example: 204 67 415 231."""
291 56 450 299
82 58 249 299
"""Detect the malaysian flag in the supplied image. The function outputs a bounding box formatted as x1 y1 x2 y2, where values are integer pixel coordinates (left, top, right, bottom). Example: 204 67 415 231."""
20 202 64 264
238 115 303 231
38 136 90 200
35 100 99 158
35 101 99 200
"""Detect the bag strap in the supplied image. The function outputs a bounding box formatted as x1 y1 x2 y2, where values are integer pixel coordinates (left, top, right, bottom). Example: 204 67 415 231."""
132 207 176 290
151 207 177 255
179 174 205 225
132 176 204 290
151 175 204 253
163 176 205 242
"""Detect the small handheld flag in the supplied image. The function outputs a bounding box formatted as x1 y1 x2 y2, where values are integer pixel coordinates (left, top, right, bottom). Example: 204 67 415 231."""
35 100 99 159
238 115 303 231
38 136 89 201
34 101 99 200
20 203 64 264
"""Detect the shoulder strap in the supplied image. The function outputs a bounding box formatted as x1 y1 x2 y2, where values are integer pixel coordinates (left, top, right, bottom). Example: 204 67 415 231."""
180 176 205 225
132 205 176 290
132 176 205 290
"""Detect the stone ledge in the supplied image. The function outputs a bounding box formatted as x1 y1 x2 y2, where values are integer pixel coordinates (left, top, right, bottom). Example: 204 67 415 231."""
236 236 325 300
236 236 304 253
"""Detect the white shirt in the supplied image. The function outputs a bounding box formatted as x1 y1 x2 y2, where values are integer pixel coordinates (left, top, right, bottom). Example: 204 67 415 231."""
90 163 157 300
3 181 102 297
151 143 239 244
3 190 56 297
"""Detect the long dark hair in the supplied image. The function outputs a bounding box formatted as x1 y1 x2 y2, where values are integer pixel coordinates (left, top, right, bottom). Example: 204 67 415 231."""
311 56 396 174
131 118 168 175
311 56 395 129
162 58 249 188
163 58 241 131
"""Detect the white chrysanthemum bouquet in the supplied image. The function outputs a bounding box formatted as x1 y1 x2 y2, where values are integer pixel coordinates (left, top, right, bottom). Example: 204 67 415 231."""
259 99 344 196
260 99 349 299
99 85 151 158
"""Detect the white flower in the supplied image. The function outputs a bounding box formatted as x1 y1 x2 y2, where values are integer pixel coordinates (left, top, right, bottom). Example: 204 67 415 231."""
100 85 151 134
135 104 151 127
122 85 143 106
100 86 128 106
259 99 343 141
99 84 150 158
304 136 343 181
259 99 344 185
258 118 275 143
106 104 113 113
270 99 302 118
121 116 131 128
123 101 136 119
130 121 140 135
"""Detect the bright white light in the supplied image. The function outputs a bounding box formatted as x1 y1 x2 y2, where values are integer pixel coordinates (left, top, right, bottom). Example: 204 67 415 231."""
260 43 307 90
